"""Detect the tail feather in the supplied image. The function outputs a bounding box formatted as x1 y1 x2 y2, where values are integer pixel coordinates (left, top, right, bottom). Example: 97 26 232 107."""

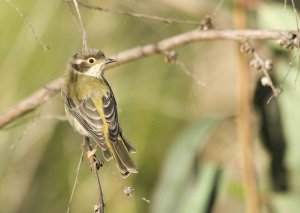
101 136 137 177
102 149 113 161
113 137 137 173
121 134 137 153
113 150 130 178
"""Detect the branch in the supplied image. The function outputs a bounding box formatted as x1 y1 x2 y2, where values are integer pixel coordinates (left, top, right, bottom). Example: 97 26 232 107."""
78 1 200 25
0 78 63 129
0 29 298 129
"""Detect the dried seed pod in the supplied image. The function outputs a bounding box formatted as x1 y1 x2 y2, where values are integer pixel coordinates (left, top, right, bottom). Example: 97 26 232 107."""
293 37 300 48
240 42 254 55
278 32 299 49
124 186 134 196
261 76 271 87
250 59 262 70
95 160 104 170
264 60 273 71
164 51 177 63
286 32 297 40
274 88 282 97
199 16 214 30
92 204 101 212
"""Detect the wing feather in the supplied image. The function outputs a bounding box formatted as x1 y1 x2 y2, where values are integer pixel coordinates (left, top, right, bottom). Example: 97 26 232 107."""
65 97 107 149
102 92 119 143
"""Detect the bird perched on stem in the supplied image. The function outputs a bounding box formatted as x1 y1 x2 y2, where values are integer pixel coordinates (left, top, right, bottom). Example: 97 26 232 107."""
62 48 137 177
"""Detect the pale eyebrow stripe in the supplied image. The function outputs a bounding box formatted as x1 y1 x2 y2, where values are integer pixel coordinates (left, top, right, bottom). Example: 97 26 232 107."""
74 59 85 64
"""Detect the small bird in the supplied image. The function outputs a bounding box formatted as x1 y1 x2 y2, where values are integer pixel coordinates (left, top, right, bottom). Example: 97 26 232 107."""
62 48 137 177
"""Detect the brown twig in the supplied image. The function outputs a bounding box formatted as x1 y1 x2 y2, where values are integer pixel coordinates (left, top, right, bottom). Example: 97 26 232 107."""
0 29 299 129
0 78 63 129
78 1 200 25
83 137 104 213
164 51 206 87
240 41 281 101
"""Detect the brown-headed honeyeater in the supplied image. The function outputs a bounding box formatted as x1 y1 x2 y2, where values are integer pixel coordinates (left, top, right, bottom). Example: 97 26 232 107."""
62 49 137 177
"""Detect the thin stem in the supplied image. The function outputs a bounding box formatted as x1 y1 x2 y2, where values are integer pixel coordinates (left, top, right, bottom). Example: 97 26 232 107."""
234 1 260 213
83 137 104 213
78 2 200 25
66 146 84 213
4 0 49 50
71 0 88 50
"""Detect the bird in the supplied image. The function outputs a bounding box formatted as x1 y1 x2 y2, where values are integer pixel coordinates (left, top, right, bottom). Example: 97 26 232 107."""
62 48 137 178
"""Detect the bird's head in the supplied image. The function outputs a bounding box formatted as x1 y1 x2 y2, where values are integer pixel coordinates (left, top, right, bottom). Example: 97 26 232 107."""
70 48 116 77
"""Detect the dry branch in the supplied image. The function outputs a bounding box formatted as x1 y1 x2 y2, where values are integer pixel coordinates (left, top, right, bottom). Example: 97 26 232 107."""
0 29 298 129
0 78 63 129
78 1 200 25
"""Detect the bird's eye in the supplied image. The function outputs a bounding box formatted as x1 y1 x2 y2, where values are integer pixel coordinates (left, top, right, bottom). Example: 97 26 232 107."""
88 57 95 63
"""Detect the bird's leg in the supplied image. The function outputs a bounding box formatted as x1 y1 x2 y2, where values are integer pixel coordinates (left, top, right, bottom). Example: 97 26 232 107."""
83 139 103 171
87 146 97 163
82 137 96 168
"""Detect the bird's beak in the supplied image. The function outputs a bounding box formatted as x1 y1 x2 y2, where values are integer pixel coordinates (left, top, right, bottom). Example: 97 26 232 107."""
104 58 117 65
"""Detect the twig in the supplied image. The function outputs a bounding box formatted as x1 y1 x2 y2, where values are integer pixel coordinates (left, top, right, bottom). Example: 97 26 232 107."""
212 0 227 17
78 1 200 25
240 42 281 102
10 114 39 150
284 0 288 10
0 78 63 129
66 1 84 37
0 29 299 129
252 52 281 103
1 114 66 131
71 0 88 50
100 156 151 203
164 51 206 87
289 0 300 31
41 115 67 121
66 146 84 213
4 0 49 50
83 137 104 213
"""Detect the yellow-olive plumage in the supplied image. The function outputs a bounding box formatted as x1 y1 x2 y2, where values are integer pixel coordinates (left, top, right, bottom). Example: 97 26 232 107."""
62 49 137 177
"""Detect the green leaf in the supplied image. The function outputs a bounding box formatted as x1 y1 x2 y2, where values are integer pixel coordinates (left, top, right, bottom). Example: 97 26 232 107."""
150 117 222 213
176 164 220 213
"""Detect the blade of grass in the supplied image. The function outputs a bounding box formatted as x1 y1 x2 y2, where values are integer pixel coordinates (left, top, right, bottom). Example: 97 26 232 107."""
151 117 221 213
176 164 221 213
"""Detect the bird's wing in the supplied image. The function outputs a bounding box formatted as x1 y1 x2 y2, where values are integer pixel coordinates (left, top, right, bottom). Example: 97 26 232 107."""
63 89 121 150
64 96 107 149
92 82 137 176
100 90 120 144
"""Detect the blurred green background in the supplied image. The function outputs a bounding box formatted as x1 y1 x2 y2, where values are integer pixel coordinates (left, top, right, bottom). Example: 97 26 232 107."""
0 0 300 212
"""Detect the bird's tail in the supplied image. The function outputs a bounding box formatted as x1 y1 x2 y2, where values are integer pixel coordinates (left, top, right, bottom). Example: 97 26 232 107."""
102 135 137 178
